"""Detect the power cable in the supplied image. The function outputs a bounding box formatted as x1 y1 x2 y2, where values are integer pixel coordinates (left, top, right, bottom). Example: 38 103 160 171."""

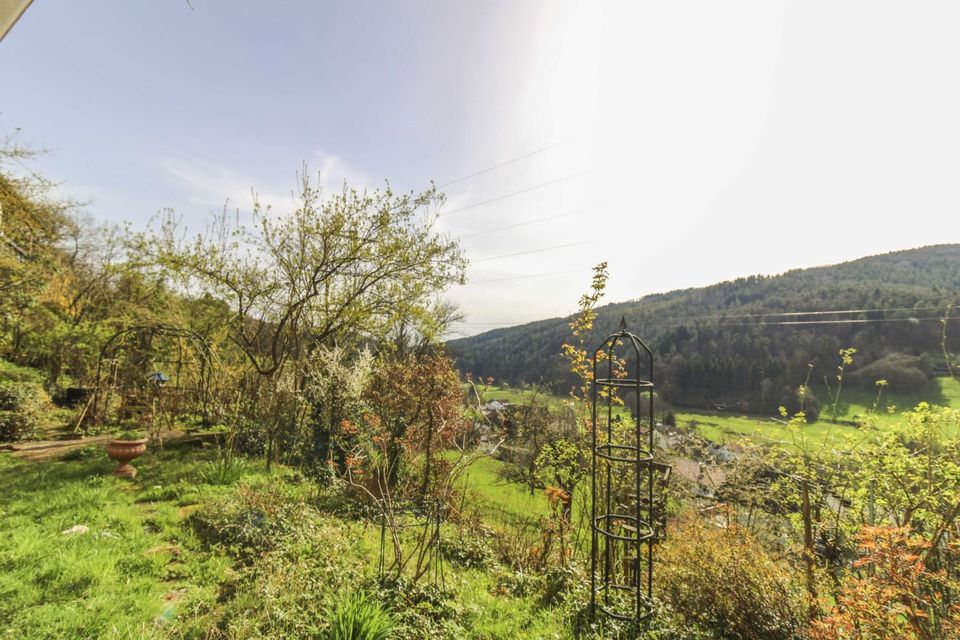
679 305 949 320
471 239 594 263
452 316 949 328
715 316 946 328
457 208 587 240
451 306 960 328
440 172 587 217
467 269 581 284
437 141 569 189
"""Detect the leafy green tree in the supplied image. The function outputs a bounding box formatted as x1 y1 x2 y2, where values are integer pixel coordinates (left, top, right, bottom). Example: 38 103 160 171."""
133 177 465 377
130 175 465 465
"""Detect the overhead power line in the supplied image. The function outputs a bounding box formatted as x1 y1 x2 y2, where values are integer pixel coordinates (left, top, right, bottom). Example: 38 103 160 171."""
681 305 950 320
718 316 946 328
440 172 587 217
467 269 581 284
437 141 569 189
471 240 594 263
457 208 588 240
451 305 960 328
453 316 949 328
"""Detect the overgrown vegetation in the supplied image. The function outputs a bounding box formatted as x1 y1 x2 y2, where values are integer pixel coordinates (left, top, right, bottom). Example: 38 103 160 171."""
3 137 960 638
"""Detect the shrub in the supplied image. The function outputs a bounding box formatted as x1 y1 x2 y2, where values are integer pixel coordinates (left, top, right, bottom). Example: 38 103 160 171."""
373 576 461 638
0 380 50 442
657 517 807 640
0 359 44 384
808 526 960 640
442 532 494 569
492 568 542 598
779 386 820 423
188 482 306 560
540 561 583 607
849 353 930 393
322 591 395 640
60 445 102 462
232 415 267 456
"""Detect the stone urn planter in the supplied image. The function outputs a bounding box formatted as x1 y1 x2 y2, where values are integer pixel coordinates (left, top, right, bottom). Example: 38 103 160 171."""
105 438 149 478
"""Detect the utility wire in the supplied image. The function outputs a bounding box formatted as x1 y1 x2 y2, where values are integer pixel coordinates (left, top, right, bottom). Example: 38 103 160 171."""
467 269 581 284
680 305 950 320
715 316 947 328
437 141 569 189
471 239 594 263
457 208 588 240
453 316 950 328
440 172 587 217
452 307 960 327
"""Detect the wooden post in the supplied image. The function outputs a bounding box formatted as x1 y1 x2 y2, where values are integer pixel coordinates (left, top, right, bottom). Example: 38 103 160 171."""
801 478 817 619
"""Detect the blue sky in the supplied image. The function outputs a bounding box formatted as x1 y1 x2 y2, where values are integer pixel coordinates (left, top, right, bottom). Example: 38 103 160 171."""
3 1 959 336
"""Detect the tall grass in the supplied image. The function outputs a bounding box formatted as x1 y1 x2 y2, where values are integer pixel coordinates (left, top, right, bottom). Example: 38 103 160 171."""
322 591 395 640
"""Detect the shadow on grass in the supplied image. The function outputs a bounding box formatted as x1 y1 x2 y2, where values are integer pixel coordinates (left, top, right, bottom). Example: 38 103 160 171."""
0 456 115 492
0 440 222 503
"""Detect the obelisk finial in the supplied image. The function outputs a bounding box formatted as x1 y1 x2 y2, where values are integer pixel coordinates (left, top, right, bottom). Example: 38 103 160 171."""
617 315 627 332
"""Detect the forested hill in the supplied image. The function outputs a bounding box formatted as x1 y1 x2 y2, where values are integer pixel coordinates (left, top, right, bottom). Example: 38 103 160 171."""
447 245 960 415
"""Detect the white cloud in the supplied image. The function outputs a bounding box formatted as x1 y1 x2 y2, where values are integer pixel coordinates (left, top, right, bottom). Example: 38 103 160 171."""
310 150 371 194
157 149 374 223
158 153 295 213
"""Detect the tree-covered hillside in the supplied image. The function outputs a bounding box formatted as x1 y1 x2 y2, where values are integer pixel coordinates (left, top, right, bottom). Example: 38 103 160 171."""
447 245 960 415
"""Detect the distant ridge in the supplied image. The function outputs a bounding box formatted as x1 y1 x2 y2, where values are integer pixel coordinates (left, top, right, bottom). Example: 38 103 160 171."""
447 245 960 412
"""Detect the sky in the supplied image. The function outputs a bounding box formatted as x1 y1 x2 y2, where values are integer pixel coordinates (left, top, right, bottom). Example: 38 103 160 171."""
2 1 958 337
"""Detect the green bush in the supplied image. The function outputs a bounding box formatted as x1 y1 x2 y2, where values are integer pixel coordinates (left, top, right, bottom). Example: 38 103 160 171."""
657 517 807 640
849 353 930 393
59 445 102 462
540 562 583 607
188 482 306 560
492 568 542 598
0 380 50 441
374 576 461 638
442 532 494 569
322 591 395 640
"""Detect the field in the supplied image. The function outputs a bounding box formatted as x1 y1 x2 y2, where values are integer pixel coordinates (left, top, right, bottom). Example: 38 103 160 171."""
677 377 960 447
477 377 960 449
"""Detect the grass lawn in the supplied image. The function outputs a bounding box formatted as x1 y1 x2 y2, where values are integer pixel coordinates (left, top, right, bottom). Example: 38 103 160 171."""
677 377 960 448
0 443 572 639
469 384 569 409
0 443 241 639
458 454 550 526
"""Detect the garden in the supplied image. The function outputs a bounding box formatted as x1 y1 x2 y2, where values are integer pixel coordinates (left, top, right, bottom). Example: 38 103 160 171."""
2 144 960 639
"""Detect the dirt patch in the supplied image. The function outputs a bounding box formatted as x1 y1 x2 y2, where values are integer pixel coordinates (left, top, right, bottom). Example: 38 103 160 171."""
176 504 199 520
146 543 181 557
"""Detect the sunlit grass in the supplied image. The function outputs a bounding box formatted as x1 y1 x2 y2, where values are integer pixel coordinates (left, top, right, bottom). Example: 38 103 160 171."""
477 377 960 448
458 454 550 525
0 445 264 639
677 377 960 447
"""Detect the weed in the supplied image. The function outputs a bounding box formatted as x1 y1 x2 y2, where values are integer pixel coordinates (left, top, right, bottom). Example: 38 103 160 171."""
197 453 249 485
322 590 395 640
